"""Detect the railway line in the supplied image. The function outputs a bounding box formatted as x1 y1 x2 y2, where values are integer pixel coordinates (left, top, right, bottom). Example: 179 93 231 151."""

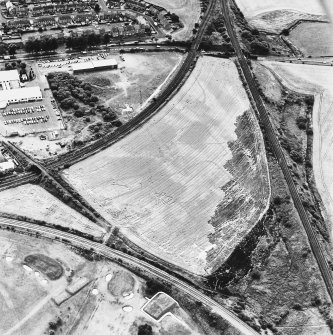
221 0 333 301
41 2 215 170
0 216 260 335
0 0 216 189
0 172 37 192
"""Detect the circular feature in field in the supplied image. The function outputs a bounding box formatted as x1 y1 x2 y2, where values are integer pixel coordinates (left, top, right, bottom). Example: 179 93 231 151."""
107 271 135 297
24 254 64 280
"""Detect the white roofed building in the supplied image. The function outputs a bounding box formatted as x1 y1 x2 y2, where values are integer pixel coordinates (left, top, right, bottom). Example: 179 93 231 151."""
71 59 118 74
0 160 15 173
0 87 42 106
0 70 20 90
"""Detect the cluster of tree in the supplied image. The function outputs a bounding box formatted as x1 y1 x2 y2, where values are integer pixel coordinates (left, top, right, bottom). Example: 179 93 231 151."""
25 37 59 53
168 12 180 23
206 15 227 36
138 324 152 335
48 317 62 335
0 43 17 56
47 72 98 112
144 279 169 298
250 40 269 55
66 33 102 51
240 28 269 55
296 115 307 130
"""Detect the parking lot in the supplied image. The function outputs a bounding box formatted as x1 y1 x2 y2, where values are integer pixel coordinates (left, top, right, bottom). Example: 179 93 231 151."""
0 98 63 136
37 52 114 75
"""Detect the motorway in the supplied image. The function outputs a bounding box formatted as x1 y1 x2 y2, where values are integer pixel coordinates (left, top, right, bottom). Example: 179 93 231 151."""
0 216 259 335
221 0 333 302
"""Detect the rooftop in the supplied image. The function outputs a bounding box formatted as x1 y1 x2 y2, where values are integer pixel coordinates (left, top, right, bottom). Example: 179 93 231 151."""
0 86 42 104
0 70 20 83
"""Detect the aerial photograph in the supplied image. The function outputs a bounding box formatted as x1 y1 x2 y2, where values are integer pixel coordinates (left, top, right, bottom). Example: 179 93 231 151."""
0 0 332 334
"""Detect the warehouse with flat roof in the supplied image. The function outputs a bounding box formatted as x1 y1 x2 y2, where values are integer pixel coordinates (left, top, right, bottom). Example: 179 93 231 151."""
0 70 20 90
0 86 42 105
71 59 118 74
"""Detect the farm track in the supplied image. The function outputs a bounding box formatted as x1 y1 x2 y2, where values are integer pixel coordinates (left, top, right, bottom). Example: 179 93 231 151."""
43 3 216 170
0 216 260 335
221 0 333 302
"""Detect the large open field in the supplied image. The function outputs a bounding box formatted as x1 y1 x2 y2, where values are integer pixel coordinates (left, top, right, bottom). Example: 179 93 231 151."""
76 53 184 120
0 229 202 335
234 0 327 32
148 0 201 40
289 22 333 57
0 184 105 238
260 61 333 239
64 56 270 275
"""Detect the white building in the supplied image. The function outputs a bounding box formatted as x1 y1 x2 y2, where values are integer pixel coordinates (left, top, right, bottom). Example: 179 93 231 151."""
0 160 15 173
0 86 42 105
71 59 118 74
0 70 20 90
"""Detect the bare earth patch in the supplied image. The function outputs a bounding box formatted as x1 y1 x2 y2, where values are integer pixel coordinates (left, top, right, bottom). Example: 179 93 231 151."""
77 53 184 121
234 0 327 32
0 184 105 238
64 57 270 275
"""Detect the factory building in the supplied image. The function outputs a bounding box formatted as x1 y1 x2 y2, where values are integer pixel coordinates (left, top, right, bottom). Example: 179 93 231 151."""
71 59 118 74
0 87 43 106
0 70 21 90
0 70 43 108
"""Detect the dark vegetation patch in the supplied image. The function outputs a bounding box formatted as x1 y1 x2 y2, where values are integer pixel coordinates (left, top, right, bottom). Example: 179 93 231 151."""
254 67 329 241
47 72 122 147
207 110 270 273
24 254 64 280
200 1 234 53
229 0 294 57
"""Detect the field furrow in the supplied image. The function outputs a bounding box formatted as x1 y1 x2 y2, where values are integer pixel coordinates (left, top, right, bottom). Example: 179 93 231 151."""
64 57 270 275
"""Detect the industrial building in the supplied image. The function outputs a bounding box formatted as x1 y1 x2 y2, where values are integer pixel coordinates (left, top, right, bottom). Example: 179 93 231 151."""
0 86 43 106
0 152 15 173
0 70 21 90
71 59 118 74
0 70 43 108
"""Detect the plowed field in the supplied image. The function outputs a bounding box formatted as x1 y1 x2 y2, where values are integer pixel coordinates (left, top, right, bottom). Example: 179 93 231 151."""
64 57 270 275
